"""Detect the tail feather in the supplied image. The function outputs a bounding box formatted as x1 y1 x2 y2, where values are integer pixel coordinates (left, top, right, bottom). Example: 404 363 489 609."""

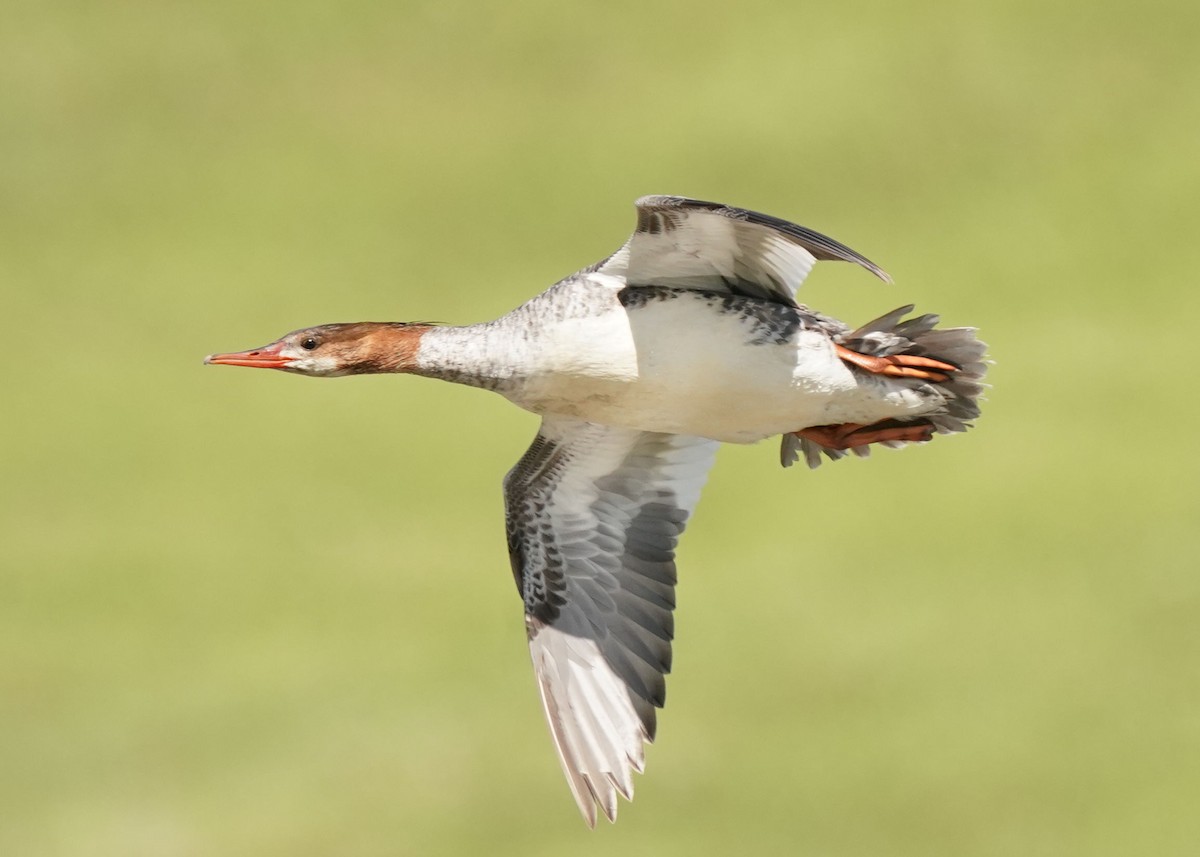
781 306 989 469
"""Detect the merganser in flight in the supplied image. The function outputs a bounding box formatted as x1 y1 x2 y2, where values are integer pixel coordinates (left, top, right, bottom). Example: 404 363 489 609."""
206 196 987 826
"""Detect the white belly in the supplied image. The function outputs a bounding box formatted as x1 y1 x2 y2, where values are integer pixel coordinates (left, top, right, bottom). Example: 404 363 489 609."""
504 296 940 443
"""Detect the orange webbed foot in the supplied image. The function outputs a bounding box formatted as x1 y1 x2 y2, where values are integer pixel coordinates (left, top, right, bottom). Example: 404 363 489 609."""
796 419 935 451
835 344 958 383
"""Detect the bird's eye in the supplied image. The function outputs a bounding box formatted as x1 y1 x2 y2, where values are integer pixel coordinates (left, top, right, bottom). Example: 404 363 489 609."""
301 337 319 351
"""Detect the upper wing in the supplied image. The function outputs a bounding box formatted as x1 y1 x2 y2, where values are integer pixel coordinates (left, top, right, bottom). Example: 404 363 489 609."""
594 195 890 305
503 416 718 825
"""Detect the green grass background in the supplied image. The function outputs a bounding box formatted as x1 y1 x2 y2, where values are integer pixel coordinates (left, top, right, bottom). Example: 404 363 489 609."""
4 1 1198 854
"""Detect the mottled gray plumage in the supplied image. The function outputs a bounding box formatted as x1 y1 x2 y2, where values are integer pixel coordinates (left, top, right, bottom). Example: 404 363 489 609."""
618 286 820 347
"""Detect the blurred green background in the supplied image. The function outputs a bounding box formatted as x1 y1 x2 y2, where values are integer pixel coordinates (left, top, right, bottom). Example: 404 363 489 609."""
4 1 1198 854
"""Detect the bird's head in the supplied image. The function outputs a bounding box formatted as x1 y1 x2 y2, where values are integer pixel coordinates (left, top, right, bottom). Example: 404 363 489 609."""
204 322 430 376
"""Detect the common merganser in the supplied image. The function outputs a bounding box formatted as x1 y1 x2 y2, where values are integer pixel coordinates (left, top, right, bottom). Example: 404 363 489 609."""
205 196 987 826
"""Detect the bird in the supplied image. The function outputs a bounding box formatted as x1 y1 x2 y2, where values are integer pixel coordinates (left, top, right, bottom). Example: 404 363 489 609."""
205 195 987 826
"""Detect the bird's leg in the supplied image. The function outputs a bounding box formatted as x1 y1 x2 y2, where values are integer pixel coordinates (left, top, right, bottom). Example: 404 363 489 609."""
795 419 936 450
835 344 958 383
